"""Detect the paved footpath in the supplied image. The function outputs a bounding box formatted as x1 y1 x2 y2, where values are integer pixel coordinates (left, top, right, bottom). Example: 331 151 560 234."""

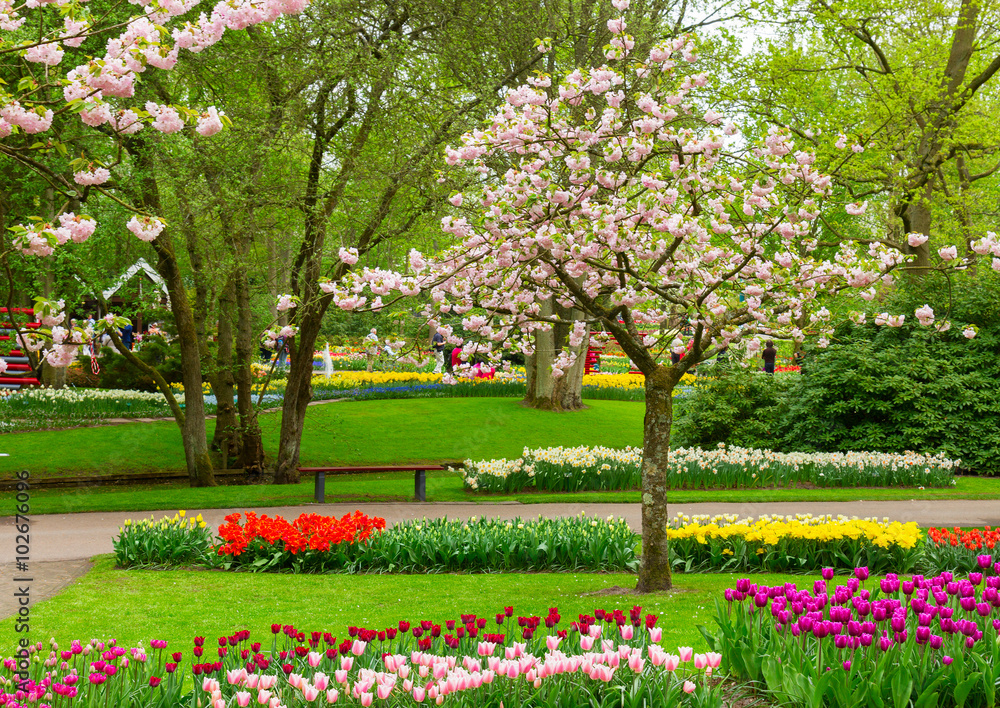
2 499 995 618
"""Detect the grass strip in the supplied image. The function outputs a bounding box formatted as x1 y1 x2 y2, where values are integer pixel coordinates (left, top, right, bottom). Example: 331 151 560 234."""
0 556 817 657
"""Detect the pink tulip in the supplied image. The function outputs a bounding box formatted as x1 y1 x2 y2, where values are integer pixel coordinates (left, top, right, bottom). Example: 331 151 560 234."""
203 678 221 693
269 698 281 708
505 646 517 660
377 683 392 700
334 670 348 684
546 636 562 651
403 679 413 692
433 663 448 680
683 681 696 694
235 691 251 707
326 689 339 704
340 657 353 672
678 647 693 662
694 653 708 669
258 675 278 690
663 654 680 671
706 652 722 668
580 636 595 651
256 690 271 705
398 665 410 680
313 673 329 691
648 627 662 643
413 686 426 702
288 673 304 690
246 674 260 689
303 685 320 701
620 624 634 640
227 668 248 685
213 699 226 708
628 652 645 673
308 651 322 668
351 640 367 657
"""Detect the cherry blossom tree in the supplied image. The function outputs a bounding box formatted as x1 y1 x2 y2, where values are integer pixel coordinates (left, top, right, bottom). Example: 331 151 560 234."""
325 0 990 592
1 0 310 485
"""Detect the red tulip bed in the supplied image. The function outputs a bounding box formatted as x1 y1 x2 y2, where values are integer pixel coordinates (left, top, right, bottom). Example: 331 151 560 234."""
1 607 726 708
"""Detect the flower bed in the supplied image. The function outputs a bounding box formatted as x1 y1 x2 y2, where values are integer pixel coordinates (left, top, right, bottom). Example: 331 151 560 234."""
706 565 1000 707
0 386 173 429
923 527 1000 573
667 514 922 575
2 605 723 708
461 445 958 494
115 511 640 573
114 511 213 568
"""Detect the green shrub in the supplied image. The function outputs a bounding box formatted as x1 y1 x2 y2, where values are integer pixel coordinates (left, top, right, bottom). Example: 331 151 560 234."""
671 367 794 449
780 325 1000 474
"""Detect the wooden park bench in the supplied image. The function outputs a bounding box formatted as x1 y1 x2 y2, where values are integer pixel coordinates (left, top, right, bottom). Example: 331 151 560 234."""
297 465 447 503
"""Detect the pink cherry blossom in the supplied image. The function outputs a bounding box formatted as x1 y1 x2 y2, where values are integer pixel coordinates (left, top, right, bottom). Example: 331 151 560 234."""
196 106 224 136
907 233 929 247
938 245 958 261
126 215 166 242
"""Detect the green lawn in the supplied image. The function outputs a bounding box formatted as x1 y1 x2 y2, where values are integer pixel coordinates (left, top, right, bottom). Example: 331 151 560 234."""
4 396 1000 516
0 398 645 476
0 555 816 658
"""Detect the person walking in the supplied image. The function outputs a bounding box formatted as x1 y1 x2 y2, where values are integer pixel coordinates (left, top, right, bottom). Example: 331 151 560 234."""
762 340 777 374
431 328 446 374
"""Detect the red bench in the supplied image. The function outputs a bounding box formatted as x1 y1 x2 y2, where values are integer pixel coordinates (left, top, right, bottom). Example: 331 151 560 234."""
297 465 446 502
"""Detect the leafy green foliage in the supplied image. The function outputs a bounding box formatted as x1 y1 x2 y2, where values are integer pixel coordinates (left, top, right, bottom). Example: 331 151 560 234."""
80 337 184 393
780 325 1000 475
671 368 794 450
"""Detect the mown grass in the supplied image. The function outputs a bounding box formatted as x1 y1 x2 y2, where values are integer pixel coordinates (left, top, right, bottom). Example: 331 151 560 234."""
4 397 999 516
0 555 818 658
0 398 645 476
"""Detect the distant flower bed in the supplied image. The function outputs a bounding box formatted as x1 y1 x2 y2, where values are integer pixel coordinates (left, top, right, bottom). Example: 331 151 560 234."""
461 445 958 494
0 386 173 430
115 511 639 574
667 513 922 574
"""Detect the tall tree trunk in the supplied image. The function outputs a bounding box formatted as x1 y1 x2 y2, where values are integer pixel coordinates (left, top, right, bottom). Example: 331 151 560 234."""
129 135 216 487
636 365 675 593
903 185 933 278
273 302 324 484
210 275 238 459
233 240 265 474
522 299 588 411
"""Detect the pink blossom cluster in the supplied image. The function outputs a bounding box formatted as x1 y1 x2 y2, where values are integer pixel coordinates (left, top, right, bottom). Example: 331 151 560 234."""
330 7 921 377
126 215 166 242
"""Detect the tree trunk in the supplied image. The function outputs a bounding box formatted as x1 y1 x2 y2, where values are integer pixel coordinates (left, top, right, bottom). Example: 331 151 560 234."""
233 246 265 475
522 299 588 411
636 365 675 593
903 187 933 279
129 134 215 487
273 306 323 484
210 275 238 460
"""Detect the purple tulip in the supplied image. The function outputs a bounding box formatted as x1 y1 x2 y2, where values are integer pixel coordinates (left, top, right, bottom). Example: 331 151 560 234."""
915 626 931 644
943 655 953 665
894 630 908 643
724 589 735 603
966 636 977 649
978 555 993 570
970 572 983 586
890 614 906 633
854 567 870 581
942 572 954 583
860 633 873 647
736 578 751 593
754 592 768 608
843 660 851 670
834 634 849 648
902 581 915 595
918 613 932 627
822 568 834 581
879 635 893 652
814 580 826 596
930 634 943 649
977 603 991 617
993 619 1000 633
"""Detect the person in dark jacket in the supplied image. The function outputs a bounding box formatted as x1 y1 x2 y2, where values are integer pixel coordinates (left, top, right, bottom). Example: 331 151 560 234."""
762 340 777 374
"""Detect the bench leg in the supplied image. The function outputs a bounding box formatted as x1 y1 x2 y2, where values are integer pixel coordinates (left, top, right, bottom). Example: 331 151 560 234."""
414 469 426 502
315 472 325 503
